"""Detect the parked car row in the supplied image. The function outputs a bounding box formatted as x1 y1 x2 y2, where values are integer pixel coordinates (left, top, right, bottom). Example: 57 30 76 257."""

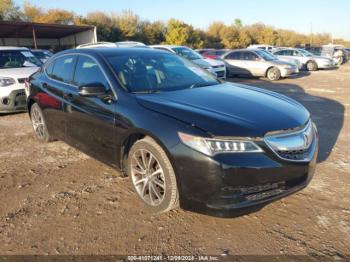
197 45 346 81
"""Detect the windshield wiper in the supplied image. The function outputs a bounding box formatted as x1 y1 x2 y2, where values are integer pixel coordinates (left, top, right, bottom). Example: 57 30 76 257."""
189 82 217 89
133 89 161 94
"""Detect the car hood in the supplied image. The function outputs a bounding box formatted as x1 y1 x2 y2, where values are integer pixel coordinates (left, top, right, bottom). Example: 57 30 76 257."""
270 59 294 66
191 58 212 68
0 67 39 80
136 83 310 137
203 58 225 66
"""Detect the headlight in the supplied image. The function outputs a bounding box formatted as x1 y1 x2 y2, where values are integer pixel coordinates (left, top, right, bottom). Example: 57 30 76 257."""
178 132 263 156
0 77 16 87
199 64 212 70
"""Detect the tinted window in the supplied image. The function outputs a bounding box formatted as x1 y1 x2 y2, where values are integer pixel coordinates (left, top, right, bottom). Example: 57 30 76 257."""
274 50 284 55
73 56 108 88
241 52 258 61
226 52 241 60
51 55 76 84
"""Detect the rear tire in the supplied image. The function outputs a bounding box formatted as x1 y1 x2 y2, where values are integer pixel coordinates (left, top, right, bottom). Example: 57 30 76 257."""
306 61 318 71
267 67 281 81
127 137 179 214
30 103 52 143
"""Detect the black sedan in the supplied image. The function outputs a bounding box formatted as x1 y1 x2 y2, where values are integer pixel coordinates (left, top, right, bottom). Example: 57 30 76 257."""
27 48 318 216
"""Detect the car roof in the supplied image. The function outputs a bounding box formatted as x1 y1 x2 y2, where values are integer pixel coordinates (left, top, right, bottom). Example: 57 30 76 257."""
0 46 29 51
150 45 187 49
56 47 170 58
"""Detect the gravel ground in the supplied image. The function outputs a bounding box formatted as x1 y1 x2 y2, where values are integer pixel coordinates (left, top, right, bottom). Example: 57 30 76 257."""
0 64 349 260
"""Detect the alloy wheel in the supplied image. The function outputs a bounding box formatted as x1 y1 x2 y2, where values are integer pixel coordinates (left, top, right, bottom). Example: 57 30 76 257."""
130 149 166 206
31 106 45 140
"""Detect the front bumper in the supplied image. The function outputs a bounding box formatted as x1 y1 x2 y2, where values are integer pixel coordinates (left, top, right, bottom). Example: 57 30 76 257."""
318 61 337 69
171 129 318 217
209 66 226 79
280 67 299 77
0 89 27 113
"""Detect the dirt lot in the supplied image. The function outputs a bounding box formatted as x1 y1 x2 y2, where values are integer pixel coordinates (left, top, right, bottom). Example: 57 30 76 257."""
0 64 349 259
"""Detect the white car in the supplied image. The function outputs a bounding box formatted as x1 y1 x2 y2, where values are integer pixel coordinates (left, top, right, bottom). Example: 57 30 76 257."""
77 41 148 49
0 47 41 113
272 48 335 71
150 45 226 79
247 44 274 52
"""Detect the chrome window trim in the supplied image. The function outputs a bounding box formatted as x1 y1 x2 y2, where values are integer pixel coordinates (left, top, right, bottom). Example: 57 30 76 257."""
44 52 117 100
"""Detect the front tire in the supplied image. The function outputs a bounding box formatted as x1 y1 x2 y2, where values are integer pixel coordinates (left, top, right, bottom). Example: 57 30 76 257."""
30 103 52 143
306 61 318 71
127 137 179 213
267 67 281 81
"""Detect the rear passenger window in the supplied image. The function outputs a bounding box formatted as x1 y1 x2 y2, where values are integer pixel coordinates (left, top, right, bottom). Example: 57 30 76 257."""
51 55 76 84
73 56 109 88
242 52 258 61
226 52 240 60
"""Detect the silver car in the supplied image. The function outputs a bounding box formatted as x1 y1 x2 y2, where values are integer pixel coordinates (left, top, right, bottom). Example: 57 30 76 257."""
223 49 298 81
272 48 335 71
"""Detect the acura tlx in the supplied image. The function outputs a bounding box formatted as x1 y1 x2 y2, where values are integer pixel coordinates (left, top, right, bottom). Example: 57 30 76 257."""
27 47 318 216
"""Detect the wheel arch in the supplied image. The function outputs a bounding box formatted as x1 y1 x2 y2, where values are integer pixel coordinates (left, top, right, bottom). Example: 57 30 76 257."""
119 129 178 178
265 66 277 77
119 128 184 203
27 98 37 117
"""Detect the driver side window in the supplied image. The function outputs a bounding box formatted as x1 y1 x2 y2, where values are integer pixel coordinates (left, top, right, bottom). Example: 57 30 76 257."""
73 56 109 89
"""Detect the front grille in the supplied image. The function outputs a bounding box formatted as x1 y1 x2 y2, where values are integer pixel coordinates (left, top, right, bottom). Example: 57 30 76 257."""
264 121 315 162
15 91 25 97
277 148 309 161
14 91 26 106
17 78 26 84
216 71 225 77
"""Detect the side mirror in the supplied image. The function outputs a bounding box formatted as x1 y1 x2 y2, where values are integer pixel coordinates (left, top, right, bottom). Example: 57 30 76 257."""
78 83 106 97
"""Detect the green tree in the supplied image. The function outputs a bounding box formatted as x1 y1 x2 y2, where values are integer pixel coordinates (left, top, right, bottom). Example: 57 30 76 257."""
234 18 242 28
85 11 122 42
165 19 191 46
113 10 140 40
0 0 22 20
139 20 166 44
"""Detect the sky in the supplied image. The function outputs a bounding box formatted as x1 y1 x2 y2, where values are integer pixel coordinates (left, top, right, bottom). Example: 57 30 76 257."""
14 0 350 40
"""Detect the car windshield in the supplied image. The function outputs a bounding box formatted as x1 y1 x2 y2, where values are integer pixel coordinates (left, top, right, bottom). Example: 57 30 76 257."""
255 50 277 61
172 47 203 60
107 52 220 93
32 51 51 60
0 50 42 68
298 49 313 57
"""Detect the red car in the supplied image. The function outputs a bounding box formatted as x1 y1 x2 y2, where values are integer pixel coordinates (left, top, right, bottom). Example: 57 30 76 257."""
198 49 231 60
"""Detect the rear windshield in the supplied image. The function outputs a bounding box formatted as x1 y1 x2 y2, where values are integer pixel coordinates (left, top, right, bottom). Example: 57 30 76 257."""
0 50 42 69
